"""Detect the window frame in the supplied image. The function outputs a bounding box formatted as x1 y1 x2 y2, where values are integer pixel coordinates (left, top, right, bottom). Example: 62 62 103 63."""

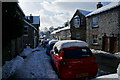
92 17 99 28
92 35 99 46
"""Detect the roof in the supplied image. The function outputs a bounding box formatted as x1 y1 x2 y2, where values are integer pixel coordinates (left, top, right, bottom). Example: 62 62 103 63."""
86 2 120 17
25 16 40 24
24 20 38 32
51 26 70 34
53 40 88 51
78 9 91 16
70 9 91 23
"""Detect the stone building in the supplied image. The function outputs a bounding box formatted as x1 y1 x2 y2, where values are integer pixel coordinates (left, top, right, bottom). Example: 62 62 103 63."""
70 9 91 41
25 14 40 48
86 2 120 53
2 2 25 65
51 26 71 40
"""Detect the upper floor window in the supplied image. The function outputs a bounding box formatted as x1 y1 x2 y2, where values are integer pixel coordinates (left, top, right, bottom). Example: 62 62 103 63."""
92 17 98 28
74 15 80 28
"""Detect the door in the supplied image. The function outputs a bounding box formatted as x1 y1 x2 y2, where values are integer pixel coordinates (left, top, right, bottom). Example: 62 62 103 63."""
109 37 117 53
102 36 109 52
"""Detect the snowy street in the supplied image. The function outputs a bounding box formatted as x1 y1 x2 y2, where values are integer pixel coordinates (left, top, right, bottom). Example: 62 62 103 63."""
13 47 58 79
2 45 119 80
2 46 58 79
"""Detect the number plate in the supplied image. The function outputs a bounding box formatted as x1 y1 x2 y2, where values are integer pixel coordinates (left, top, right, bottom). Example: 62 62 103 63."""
76 73 89 78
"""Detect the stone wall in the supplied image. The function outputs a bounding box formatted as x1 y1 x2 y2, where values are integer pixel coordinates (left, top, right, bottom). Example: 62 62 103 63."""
86 8 120 52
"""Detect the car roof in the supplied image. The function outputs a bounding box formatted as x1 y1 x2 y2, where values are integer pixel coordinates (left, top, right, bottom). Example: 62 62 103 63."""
48 40 58 45
53 40 88 51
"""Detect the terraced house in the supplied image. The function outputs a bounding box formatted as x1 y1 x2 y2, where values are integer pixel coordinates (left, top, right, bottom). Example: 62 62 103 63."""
86 2 120 53
70 9 91 41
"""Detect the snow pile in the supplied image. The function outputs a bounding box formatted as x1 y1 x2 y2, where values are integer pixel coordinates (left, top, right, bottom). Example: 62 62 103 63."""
20 47 32 57
91 49 107 54
13 48 58 78
96 73 118 79
91 49 120 58
86 2 120 17
2 56 24 79
32 46 41 52
53 40 88 51
96 69 111 77
115 52 120 57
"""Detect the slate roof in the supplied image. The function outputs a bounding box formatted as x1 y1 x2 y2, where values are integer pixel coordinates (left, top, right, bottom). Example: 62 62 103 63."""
86 2 120 17
25 16 40 24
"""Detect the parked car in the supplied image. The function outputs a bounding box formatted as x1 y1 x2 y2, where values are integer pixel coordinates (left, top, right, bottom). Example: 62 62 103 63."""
51 40 98 79
46 40 58 56
41 39 50 48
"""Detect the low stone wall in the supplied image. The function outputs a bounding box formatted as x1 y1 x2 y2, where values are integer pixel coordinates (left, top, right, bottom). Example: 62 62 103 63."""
92 50 120 73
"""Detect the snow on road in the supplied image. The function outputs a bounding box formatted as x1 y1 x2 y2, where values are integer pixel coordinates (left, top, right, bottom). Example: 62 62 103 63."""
13 47 58 79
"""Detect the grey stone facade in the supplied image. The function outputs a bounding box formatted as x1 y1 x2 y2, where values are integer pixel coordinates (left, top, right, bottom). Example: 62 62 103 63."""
86 3 120 53
70 9 90 41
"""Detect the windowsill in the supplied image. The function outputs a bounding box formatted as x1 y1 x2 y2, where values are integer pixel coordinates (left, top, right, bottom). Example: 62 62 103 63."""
92 25 99 28
92 43 99 46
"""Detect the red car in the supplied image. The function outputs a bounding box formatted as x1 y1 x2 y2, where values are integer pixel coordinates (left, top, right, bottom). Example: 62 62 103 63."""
51 40 98 79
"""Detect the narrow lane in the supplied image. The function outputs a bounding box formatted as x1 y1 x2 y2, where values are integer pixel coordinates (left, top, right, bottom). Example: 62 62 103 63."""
13 47 58 79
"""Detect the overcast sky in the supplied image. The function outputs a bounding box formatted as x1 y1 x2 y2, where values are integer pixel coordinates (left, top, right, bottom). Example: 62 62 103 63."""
18 0 111 30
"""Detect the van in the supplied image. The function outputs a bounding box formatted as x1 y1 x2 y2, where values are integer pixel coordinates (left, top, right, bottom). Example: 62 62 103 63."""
51 40 98 79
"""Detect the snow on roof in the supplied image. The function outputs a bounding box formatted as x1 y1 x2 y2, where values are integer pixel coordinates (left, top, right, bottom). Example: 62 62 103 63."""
86 2 120 17
53 40 88 51
78 9 91 16
25 16 40 24
51 26 70 34
24 20 39 32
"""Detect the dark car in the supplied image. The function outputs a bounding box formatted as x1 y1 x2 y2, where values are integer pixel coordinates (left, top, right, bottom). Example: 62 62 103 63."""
51 40 98 79
46 40 58 56
41 39 50 48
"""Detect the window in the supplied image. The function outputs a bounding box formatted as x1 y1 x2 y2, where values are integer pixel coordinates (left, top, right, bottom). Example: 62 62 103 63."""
76 33 80 39
92 17 98 27
63 48 93 59
74 15 80 28
24 27 28 35
92 35 98 45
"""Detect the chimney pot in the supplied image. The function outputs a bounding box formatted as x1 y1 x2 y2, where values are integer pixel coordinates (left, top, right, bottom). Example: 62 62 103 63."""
97 2 103 9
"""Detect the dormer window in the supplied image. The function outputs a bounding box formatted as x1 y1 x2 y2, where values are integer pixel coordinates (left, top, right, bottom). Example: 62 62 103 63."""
92 17 98 28
73 15 80 28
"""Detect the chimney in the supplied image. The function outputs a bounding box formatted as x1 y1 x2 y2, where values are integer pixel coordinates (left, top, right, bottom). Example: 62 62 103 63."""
30 14 33 23
97 2 103 9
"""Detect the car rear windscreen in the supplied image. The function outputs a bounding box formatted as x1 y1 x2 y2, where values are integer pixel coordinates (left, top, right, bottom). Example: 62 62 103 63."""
63 48 93 59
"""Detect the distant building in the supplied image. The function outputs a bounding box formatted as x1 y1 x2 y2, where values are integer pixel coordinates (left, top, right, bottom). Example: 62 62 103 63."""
86 2 120 53
25 14 40 48
70 9 91 41
51 26 71 40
